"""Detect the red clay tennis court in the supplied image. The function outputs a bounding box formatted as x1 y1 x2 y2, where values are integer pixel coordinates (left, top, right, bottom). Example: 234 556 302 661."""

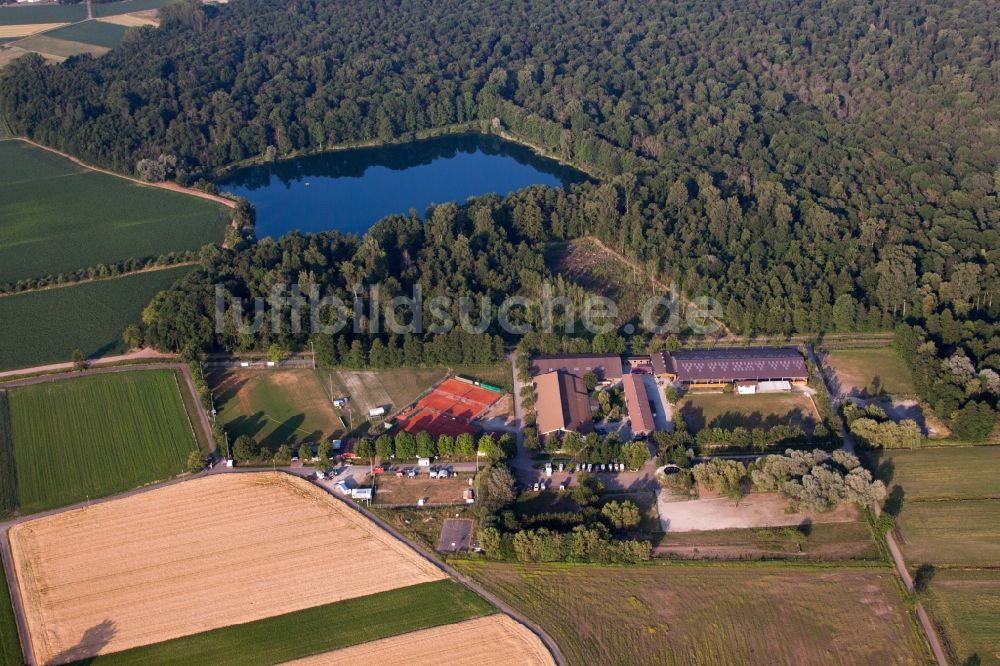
395 377 502 437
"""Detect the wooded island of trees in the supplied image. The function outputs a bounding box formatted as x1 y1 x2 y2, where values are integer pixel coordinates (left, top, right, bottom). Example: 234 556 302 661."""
0 0 996 431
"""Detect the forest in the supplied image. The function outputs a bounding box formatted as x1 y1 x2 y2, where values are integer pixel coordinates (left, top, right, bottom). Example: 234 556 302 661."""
1 0 997 424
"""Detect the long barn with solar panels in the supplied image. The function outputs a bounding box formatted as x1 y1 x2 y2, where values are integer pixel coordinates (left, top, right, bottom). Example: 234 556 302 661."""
649 347 808 389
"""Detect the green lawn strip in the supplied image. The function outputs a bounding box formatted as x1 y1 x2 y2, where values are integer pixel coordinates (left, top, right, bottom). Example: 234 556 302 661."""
8 370 197 514
0 551 22 666
924 569 1000 666
91 580 495 665
0 3 86 24
0 391 15 518
0 265 191 371
0 142 229 284
44 20 127 48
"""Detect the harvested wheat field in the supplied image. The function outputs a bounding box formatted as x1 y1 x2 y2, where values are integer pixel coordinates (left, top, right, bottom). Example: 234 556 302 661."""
98 13 157 27
10 472 445 665
284 615 554 666
0 23 66 38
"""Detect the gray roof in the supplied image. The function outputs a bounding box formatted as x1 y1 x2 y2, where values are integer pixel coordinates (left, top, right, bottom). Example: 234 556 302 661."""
659 347 807 382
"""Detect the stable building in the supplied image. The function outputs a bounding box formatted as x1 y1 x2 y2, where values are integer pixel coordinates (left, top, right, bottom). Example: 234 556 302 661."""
534 370 594 436
622 373 656 437
652 347 808 389
530 354 624 381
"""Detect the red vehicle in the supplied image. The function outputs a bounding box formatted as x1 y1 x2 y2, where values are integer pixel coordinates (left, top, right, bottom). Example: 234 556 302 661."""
372 466 385 475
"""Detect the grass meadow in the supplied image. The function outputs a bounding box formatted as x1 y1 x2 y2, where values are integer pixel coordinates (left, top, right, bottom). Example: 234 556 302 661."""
0 563 22 666
925 569 1000 666
44 20 128 48
823 347 916 397
89 580 493 665
0 265 190 371
457 562 927 665
896 499 1000 567
7 370 197 514
679 391 819 433
0 141 228 284
876 446 1000 501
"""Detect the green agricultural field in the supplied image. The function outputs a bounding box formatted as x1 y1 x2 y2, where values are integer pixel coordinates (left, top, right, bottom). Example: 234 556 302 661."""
7 34 106 59
92 0 176 18
44 20 127 48
0 141 229 285
925 569 1000 666
875 446 1000 501
0 265 190 371
896 499 1000 567
90 580 493 665
0 391 14 517
680 391 819 433
823 347 917 398
211 369 347 450
457 562 927 665
0 3 86 24
6 370 197 514
0 563 22 666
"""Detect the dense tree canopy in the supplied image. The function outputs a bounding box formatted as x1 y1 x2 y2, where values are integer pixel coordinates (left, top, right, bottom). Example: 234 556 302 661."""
1 0 997 366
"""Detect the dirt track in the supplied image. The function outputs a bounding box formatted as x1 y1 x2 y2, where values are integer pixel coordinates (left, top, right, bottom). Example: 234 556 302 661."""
283 614 554 666
9 473 444 664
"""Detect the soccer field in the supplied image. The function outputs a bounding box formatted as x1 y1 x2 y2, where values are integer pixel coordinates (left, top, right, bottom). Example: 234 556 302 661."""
5 370 198 514
0 141 229 285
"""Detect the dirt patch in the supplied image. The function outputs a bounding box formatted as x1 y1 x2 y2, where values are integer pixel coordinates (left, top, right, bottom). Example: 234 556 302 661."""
658 491 858 532
10 472 444 664
373 472 475 505
477 394 515 429
338 370 392 414
283 615 554 666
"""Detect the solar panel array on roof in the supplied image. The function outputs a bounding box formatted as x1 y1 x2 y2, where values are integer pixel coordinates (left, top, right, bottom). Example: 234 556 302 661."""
657 347 808 382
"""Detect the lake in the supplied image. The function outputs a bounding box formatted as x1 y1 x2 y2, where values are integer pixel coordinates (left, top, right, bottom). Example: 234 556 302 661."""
217 133 589 238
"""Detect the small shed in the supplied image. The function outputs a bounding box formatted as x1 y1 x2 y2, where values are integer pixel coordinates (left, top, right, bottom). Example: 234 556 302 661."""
417 457 431 467
735 381 758 395
351 487 373 500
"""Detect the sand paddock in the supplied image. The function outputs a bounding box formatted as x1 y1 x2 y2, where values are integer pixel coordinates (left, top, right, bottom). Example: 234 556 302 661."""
283 615 554 666
10 472 444 664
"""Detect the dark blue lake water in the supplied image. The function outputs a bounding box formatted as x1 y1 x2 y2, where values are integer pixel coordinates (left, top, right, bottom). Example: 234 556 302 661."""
217 133 589 238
